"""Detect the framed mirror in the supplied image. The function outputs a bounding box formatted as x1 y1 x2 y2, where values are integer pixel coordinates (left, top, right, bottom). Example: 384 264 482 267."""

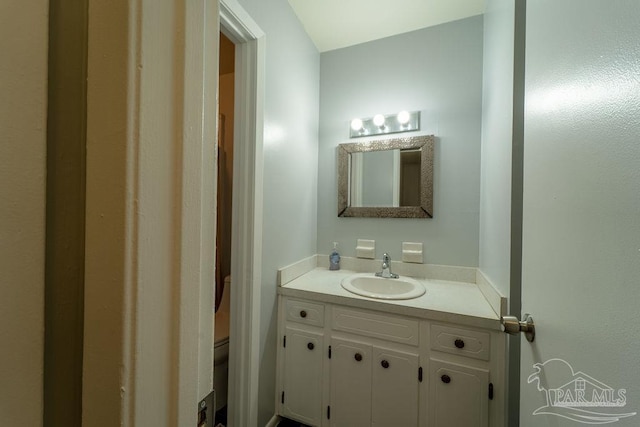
337 135 434 218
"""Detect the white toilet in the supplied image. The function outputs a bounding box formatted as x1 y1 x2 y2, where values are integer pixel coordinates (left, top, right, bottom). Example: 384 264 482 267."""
214 275 231 412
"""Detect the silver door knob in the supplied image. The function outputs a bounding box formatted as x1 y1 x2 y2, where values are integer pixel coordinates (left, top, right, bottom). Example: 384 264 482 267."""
501 314 535 342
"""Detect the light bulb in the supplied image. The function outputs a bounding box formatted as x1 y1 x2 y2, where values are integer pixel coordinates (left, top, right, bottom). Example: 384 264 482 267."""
397 110 410 125
373 114 385 127
350 118 363 132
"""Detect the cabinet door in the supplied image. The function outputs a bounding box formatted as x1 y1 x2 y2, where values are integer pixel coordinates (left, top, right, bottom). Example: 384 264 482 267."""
371 346 419 427
282 326 324 426
330 337 372 427
428 359 489 427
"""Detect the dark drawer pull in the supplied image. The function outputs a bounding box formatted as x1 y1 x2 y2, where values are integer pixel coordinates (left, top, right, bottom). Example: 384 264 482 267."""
307 342 314 350
454 339 465 349
441 374 451 384
381 360 390 369
299 310 307 318
354 353 363 362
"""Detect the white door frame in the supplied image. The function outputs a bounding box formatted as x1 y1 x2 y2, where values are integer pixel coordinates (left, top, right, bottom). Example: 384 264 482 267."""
84 0 263 423
84 0 219 424
219 1 265 425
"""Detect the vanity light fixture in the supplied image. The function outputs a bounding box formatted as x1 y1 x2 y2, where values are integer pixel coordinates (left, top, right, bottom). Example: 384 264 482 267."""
397 110 411 125
373 114 386 128
349 110 420 138
350 118 364 133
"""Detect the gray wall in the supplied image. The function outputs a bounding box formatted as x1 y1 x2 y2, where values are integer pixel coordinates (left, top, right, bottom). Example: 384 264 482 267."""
317 16 484 266
235 1 320 425
478 0 515 298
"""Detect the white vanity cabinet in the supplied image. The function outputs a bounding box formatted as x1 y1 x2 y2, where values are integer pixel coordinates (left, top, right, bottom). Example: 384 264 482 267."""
428 359 489 427
427 324 493 427
281 326 325 425
370 345 420 426
329 305 421 426
276 295 505 427
329 337 372 426
329 338 420 427
278 299 326 426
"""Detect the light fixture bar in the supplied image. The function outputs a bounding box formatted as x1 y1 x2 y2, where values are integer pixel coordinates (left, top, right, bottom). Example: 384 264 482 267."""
349 111 420 138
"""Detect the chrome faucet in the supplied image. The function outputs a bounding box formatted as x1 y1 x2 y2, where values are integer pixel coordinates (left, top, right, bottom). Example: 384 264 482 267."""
375 253 399 279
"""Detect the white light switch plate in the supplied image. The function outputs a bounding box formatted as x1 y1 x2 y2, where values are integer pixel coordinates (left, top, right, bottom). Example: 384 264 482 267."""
355 239 375 259
402 242 423 263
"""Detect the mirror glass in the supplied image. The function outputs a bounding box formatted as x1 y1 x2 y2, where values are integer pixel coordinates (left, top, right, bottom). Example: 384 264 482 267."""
350 149 421 208
337 135 434 218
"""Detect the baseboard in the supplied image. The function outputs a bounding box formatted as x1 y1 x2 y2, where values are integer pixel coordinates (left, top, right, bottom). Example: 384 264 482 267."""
265 414 280 427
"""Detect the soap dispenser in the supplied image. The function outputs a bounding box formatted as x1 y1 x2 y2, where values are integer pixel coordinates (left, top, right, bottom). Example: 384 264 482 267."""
329 242 341 271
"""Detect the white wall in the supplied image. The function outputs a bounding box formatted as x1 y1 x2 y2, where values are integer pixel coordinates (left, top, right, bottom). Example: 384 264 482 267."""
478 0 515 298
0 1 48 425
317 16 484 266
234 1 320 424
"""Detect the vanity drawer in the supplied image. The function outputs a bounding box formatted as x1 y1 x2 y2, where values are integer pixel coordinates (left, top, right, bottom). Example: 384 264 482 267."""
332 306 419 346
285 299 325 327
430 324 490 361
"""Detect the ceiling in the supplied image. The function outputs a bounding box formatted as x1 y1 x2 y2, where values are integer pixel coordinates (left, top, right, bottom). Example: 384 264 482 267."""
288 0 485 52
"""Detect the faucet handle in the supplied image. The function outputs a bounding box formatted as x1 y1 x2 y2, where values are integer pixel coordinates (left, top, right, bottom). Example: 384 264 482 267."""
382 253 391 263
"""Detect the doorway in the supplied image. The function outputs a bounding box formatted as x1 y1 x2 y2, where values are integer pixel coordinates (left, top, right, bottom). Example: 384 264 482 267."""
213 30 235 426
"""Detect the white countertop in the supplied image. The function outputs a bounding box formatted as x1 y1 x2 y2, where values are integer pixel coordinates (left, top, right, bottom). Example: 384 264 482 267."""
279 267 502 330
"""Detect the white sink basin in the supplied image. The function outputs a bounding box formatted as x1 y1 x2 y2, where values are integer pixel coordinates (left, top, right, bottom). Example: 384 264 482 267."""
340 273 426 300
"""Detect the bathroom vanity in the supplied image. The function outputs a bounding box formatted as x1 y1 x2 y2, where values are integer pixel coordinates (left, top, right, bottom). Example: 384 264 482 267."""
275 260 506 427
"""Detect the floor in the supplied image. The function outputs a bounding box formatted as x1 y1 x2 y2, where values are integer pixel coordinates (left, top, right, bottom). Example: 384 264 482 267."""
213 409 307 426
214 405 227 426
277 417 310 427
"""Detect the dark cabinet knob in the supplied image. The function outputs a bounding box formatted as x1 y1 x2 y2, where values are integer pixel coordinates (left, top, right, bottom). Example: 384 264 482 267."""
441 374 451 384
354 353 363 362
307 342 314 350
381 360 390 369
300 310 307 318
454 339 465 349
